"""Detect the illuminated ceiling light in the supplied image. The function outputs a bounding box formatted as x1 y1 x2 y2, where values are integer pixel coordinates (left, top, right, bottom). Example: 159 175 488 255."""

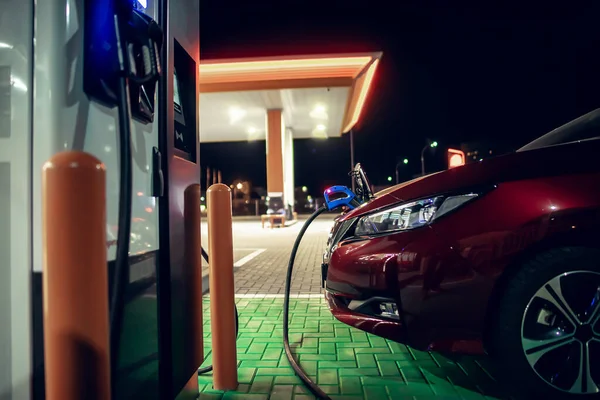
228 106 246 124
247 126 261 141
309 104 328 120
312 124 328 139
343 58 380 133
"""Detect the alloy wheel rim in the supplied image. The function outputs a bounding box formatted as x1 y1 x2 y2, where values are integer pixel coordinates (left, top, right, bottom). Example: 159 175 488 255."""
521 270 600 394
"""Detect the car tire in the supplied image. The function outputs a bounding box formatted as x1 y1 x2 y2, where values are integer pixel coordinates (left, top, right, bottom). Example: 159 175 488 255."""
489 246 600 399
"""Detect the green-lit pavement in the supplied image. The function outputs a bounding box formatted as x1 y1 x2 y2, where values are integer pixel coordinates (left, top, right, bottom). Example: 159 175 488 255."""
198 296 511 400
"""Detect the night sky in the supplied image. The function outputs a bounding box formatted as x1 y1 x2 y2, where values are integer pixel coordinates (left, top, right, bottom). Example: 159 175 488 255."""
199 2 600 195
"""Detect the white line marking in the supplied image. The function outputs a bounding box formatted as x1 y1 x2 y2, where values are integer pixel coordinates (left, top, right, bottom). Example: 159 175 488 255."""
233 293 323 299
233 248 266 267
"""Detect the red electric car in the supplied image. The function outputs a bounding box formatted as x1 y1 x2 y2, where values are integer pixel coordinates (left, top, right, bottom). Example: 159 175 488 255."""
322 109 600 399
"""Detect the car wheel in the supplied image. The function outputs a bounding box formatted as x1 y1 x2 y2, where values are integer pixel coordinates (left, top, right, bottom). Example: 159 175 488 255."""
490 247 600 399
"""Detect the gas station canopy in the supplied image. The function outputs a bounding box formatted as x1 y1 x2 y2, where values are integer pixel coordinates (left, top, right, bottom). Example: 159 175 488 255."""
199 52 382 142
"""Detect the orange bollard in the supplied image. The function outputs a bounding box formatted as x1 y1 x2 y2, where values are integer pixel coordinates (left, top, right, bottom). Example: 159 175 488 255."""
42 151 110 400
207 183 238 391
183 184 204 389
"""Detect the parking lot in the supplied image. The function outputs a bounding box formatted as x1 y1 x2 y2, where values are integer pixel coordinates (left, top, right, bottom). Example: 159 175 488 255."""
201 215 335 295
197 216 511 400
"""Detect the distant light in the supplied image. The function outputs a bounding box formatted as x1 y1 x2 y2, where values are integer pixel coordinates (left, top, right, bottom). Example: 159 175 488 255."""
307 195 312 200
431 141 438 148
316 124 326 131
403 158 408 164
550 205 557 210
449 154 463 168
228 107 246 124
479 158 483 161
137 192 144 196
247 127 257 134
447 148 465 169
302 186 308 192
236 183 243 190
200 205 206 212
200 196 205 201
266 196 270 201
387 176 392 182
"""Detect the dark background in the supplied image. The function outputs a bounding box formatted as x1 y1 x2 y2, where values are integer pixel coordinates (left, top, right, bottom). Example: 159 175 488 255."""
199 1 600 195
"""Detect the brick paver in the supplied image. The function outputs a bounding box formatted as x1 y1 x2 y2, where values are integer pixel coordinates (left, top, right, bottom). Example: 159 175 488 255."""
198 217 511 399
198 297 510 399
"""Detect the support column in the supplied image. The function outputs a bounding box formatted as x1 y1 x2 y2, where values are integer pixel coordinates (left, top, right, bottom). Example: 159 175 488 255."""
266 109 285 200
283 128 295 212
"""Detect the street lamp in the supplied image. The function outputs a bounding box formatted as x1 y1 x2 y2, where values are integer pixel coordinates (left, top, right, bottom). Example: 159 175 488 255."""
395 158 409 184
421 141 438 176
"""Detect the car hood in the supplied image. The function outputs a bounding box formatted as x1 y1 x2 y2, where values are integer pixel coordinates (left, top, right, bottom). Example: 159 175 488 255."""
339 139 600 222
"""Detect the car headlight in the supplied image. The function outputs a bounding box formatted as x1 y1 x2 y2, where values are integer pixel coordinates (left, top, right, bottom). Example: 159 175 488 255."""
354 193 480 236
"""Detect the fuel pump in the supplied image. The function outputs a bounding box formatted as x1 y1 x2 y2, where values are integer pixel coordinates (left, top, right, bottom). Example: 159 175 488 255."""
83 0 163 395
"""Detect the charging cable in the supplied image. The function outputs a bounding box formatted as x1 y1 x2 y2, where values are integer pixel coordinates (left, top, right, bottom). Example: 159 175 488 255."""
283 205 331 399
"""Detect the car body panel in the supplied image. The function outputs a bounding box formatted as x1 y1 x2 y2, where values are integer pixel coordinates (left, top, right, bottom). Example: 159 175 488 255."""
325 138 600 354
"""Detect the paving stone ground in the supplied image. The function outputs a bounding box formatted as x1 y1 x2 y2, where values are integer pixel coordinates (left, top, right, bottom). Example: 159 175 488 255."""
197 217 512 399
198 297 510 400
202 216 335 295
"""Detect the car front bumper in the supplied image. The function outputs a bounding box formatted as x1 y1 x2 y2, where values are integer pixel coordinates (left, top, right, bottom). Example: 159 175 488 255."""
324 290 405 343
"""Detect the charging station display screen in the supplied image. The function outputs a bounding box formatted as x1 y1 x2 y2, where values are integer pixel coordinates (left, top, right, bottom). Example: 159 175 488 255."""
173 70 183 118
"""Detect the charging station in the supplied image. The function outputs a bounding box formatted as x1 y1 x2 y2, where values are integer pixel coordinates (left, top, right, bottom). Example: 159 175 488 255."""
0 0 201 398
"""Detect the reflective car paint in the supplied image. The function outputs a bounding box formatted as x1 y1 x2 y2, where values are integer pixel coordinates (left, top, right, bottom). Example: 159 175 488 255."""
325 139 600 354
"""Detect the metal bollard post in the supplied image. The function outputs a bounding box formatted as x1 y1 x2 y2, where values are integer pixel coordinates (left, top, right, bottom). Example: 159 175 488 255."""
207 183 238 390
42 151 110 400
183 184 204 391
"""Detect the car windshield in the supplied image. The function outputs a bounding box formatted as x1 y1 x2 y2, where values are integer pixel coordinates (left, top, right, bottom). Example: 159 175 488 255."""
518 108 600 152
